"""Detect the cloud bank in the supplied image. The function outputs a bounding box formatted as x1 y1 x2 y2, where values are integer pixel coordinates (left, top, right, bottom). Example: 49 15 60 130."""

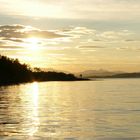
0 24 137 51
0 0 140 20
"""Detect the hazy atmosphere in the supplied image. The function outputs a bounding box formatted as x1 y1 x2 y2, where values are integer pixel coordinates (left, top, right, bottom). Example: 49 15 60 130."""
0 0 140 72
1 1 140 140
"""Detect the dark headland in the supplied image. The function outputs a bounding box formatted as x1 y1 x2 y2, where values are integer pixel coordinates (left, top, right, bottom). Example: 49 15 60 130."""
0 55 89 86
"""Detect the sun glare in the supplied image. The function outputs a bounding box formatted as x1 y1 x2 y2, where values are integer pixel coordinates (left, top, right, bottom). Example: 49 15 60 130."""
26 37 40 50
28 82 39 136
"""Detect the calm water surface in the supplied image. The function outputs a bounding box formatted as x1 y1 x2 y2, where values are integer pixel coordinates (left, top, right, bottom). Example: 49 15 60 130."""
0 79 140 140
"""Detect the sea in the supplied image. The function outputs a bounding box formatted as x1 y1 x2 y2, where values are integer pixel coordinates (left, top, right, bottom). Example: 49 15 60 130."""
0 78 140 140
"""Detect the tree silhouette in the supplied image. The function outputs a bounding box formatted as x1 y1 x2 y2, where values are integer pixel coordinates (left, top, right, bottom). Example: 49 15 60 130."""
0 55 33 84
0 55 87 85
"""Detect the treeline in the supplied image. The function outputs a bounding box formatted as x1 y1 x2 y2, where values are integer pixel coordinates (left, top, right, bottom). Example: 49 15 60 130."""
0 55 87 85
34 71 78 81
0 55 33 84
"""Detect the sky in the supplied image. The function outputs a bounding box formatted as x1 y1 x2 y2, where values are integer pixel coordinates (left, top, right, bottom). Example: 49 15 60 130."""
0 0 140 72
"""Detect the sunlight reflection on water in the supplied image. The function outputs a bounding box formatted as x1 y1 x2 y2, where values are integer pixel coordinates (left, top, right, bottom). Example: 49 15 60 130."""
25 82 40 136
0 79 140 139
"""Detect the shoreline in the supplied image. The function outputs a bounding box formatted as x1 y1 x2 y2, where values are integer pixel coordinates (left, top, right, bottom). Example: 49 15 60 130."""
0 78 90 86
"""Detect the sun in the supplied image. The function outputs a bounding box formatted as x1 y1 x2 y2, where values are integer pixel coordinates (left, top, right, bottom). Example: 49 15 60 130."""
26 37 40 50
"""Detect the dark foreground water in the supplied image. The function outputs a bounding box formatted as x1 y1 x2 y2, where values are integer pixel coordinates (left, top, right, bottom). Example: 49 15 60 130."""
0 79 140 140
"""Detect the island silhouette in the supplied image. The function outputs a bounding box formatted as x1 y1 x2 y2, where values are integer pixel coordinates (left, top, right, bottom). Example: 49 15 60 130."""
1 55 140 86
0 55 88 85
77 69 140 79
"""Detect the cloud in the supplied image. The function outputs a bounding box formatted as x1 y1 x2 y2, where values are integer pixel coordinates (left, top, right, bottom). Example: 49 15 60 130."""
0 45 25 51
0 45 23 48
0 24 67 40
0 24 70 50
1 0 140 20
0 24 70 49
0 25 24 30
0 24 137 52
117 46 140 51
124 39 136 42
61 27 96 34
58 26 96 39
7 38 24 43
99 30 133 40
64 27 135 46
0 41 5 45
78 45 105 49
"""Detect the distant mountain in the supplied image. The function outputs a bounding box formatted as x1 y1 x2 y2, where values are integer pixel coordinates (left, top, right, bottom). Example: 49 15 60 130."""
76 69 123 78
108 72 140 78
76 69 140 78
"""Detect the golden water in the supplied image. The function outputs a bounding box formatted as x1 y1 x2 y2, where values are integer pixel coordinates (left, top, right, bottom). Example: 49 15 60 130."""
0 79 140 139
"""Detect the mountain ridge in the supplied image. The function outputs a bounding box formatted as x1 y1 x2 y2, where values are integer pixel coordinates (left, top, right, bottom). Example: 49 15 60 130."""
76 69 123 78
